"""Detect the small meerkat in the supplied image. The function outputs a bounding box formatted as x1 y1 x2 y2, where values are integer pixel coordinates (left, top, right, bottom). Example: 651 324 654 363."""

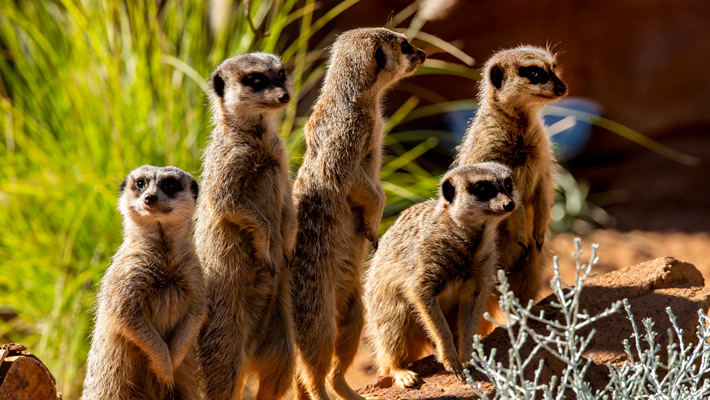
194 53 296 400
290 27 425 400
453 46 567 332
364 162 519 388
81 165 205 400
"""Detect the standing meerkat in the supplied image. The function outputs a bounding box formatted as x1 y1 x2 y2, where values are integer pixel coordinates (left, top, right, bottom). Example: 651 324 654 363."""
364 162 519 388
194 52 296 400
81 165 205 400
290 27 425 400
453 46 567 331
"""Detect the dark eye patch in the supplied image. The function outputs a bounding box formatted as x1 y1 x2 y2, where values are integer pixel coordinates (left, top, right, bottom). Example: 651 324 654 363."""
277 69 286 83
134 178 147 191
160 177 183 197
401 40 414 55
518 66 550 84
242 73 269 91
503 177 513 195
468 181 497 201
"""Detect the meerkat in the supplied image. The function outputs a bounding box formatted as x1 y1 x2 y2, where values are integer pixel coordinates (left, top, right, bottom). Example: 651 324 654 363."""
81 165 205 400
364 162 519 388
290 27 426 400
194 52 296 400
453 46 568 333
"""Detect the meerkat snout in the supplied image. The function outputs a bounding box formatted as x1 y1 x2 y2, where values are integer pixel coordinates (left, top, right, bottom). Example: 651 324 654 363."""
144 193 157 206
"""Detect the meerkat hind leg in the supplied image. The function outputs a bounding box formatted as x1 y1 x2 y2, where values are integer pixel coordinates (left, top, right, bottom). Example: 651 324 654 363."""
253 300 294 399
328 291 366 400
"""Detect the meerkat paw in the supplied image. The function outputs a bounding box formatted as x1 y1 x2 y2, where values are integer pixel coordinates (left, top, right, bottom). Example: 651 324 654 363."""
440 354 466 383
365 227 379 250
391 368 419 388
533 232 545 251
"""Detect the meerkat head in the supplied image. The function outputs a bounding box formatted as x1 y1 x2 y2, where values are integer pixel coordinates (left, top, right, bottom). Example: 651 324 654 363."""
481 45 567 109
210 52 290 121
325 27 426 97
439 162 520 228
119 165 199 226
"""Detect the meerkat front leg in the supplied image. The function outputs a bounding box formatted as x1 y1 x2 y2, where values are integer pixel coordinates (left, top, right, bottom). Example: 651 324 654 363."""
349 171 385 248
281 186 297 259
406 286 465 380
532 181 552 251
223 205 274 274
457 277 494 366
168 301 206 370
111 306 174 387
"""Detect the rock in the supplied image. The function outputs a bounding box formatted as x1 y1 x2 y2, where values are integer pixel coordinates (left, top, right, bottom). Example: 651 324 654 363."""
357 257 710 399
0 343 59 400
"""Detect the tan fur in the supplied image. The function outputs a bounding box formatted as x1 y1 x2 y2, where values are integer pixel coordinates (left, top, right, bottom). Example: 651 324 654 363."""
364 163 519 388
194 53 296 400
290 28 425 400
453 46 568 333
81 166 205 400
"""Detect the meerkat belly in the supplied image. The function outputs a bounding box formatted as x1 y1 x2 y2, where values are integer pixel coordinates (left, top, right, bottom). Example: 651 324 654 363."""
147 279 189 336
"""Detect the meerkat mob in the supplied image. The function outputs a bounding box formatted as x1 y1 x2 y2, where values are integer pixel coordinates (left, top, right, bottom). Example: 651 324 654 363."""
194 53 296 400
81 165 205 400
364 162 519 388
290 27 426 400
453 45 567 333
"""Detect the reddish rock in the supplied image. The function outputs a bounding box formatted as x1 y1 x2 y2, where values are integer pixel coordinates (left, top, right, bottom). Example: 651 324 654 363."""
358 257 710 399
0 343 59 400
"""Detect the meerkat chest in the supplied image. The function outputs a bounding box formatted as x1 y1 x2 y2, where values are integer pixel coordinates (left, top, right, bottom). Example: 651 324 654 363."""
144 264 191 334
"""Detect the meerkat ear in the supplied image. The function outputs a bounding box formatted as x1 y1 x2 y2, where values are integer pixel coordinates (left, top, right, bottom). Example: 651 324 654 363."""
119 178 127 193
375 46 387 73
442 178 455 203
190 179 199 201
212 72 225 98
490 64 504 89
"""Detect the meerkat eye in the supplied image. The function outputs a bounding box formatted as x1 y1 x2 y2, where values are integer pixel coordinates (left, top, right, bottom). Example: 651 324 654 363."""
277 69 286 83
400 40 414 55
160 177 182 197
518 66 550 84
134 178 147 190
242 73 269 91
468 181 497 201
503 177 513 194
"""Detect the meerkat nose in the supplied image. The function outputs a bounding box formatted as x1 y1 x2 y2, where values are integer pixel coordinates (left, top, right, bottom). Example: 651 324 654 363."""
503 201 515 212
417 49 426 62
278 92 290 104
144 194 158 206
555 80 567 96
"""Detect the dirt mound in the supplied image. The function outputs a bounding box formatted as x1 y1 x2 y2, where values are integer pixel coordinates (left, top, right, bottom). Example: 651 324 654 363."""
357 257 710 398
